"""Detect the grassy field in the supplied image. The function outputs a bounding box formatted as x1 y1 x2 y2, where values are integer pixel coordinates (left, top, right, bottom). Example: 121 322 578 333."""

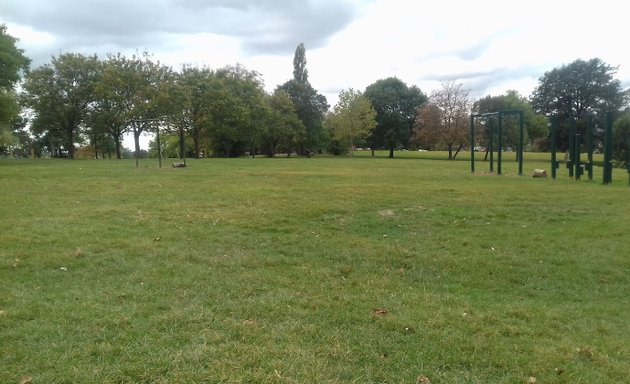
1 155 628 383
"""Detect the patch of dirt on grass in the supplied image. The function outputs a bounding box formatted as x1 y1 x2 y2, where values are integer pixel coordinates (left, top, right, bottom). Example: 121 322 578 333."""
378 209 395 218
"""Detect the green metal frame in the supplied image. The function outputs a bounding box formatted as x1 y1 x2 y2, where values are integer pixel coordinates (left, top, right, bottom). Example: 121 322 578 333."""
470 110 524 175
550 113 613 184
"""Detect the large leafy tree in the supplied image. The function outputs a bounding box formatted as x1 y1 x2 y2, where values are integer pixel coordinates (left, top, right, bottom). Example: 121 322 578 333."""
0 24 30 90
22 53 100 158
130 56 172 164
172 65 226 159
413 81 471 160
325 88 376 156
531 58 624 150
1 24 30 145
473 90 548 153
0 89 21 149
92 54 130 159
210 64 267 157
261 90 305 157
277 43 329 154
95 52 172 164
364 77 426 158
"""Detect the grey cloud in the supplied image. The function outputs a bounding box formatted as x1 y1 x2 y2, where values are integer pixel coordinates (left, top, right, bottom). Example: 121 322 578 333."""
455 40 494 61
2 0 357 64
416 37 495 63
422 65 544 98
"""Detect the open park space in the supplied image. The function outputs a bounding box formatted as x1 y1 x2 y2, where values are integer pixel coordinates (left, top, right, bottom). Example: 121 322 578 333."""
1 156 629 383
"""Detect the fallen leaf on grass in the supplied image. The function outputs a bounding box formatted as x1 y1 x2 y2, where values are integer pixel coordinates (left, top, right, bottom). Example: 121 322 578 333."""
416 375 430 384
20 376 33 384
576 346 594 359
243 319 257 327
0 309 5 316
372 308 388 316
527 377 537 384
74 248 83 257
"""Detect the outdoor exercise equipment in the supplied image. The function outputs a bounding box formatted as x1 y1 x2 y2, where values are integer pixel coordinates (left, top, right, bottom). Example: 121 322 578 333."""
470 110 524 175
548 112 614 184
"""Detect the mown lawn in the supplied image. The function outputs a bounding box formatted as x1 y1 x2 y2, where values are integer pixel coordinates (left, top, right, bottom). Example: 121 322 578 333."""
1 156 628 383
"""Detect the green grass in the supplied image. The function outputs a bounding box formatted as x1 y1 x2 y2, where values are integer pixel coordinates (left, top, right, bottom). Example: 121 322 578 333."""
1 156 629 383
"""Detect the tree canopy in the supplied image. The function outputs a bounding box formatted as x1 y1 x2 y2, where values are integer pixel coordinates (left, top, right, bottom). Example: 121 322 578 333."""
21 53 101 159
277 43 329 154
364 77 426 158
10 40 630 162
474 90 548 151
531 58 624 150
261 90 305 157
0 24 30 149
0 24 30 90
325 88 376 156
413 81 470 159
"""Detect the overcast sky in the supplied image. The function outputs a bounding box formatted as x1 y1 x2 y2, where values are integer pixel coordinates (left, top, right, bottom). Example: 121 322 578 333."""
3 0 629 148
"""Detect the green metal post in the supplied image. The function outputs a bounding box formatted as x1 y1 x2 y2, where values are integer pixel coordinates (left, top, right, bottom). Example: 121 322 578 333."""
586 116 593 180
489 119 494 173
603 112 613 184
574 133 582 180
497 112 503 175
518 111 524 176
470 114 475 173
550 116 558 179
567 121 575 177
573 119 581 180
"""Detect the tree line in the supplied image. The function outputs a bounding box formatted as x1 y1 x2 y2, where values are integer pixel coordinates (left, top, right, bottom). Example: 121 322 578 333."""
2 24 630 163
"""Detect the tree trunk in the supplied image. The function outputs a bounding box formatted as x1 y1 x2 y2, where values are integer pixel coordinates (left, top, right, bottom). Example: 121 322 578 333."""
115 138 122 159
193 137 200 158
447 144 453 160
111 127 122 159
350 137 354 157
389 147 394 158
179 129 185 160
67 128 75 159
134 126 141 168
452 144 463 160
